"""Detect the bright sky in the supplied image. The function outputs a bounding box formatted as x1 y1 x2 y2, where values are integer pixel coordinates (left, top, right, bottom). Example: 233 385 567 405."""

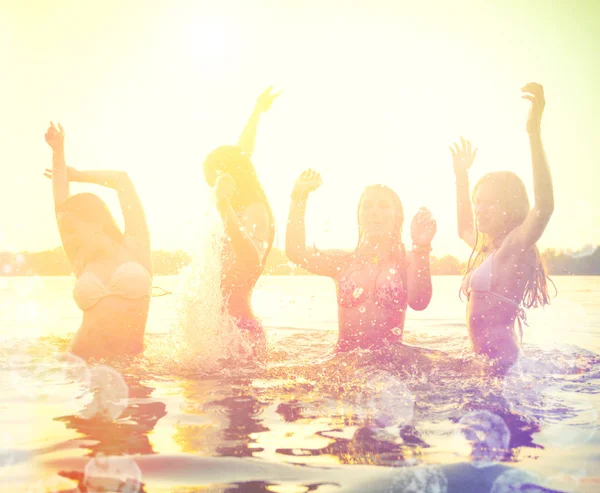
0 0 598 261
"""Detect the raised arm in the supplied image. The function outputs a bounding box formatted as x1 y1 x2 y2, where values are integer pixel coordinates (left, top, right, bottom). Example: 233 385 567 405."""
44 122 81 265
407 208 436 310
502 83 554 256
450 137 478 247
237 87 281 156
285 169 344 277
76 170 150 266
45 123 69 207
44 166 151 270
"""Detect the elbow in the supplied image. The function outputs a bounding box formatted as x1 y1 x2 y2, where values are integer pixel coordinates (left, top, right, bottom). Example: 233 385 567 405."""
535 201 554 220
407 287 432 311
117 171 131 184
113 171 132 191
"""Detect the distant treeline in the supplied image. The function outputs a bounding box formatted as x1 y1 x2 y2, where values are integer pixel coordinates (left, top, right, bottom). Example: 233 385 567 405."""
1 245 599 276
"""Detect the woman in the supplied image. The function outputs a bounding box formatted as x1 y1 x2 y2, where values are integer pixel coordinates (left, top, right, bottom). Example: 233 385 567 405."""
451 82 554 368
44 122 152 360
201 87 279 342
286 170 437 351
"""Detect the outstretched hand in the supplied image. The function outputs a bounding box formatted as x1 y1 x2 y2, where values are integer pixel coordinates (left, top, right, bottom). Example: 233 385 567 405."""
44 122 65 151
450 137 477 175
292 169 322 197
411 207 437 246
522 82 545 134
255 86 282 113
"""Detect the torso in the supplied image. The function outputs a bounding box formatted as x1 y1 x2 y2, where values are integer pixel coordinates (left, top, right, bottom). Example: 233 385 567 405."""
463 248 536 365
220 204 271 322
71 241 152 359
335 254 408 350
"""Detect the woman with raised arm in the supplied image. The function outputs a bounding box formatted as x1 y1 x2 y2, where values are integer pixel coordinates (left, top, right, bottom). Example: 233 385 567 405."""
451 82 554 368
286 170 436 351
44 122 152 360
201 88 279 345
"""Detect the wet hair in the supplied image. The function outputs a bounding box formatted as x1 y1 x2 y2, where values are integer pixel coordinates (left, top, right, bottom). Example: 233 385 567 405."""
463 171 552 308
56 192 125 246
203 145 276 262
355 184 406 261
329 185 407 269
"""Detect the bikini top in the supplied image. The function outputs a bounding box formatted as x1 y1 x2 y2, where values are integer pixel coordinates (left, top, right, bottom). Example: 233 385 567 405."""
461 252 528 336
73 262 152 311
338 264 407 311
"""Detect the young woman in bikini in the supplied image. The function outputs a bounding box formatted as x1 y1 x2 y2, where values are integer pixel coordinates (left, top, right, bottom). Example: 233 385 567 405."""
452 82 554 368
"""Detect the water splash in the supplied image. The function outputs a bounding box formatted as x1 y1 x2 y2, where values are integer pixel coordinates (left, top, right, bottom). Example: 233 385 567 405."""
144 197 264 376
361 370 415 428
78 365 129 422
8 345 90 403
452 410 510 467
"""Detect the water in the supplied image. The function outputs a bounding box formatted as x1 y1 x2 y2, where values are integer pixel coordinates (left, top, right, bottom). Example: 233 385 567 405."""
0 275 599 492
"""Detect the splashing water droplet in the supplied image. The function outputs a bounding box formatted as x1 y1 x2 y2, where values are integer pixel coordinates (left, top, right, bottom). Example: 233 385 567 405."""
84 454 142 493
363 371 414 427
389 268 397 274
353 287 364 298
9 348 90 402
502 356 557 417
452 410 510 467
392 327 403 336
79 365 129 422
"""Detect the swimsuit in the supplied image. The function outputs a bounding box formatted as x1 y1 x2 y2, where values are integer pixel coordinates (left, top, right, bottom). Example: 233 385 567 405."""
461 252 528 341
73 262 152 311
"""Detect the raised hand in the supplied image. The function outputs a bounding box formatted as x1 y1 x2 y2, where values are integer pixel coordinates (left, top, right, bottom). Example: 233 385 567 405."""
450 137 477 175
44 122 65 152
215 173 236 203
411 207 437 246
521 82 545 134
255 86 282 113
292 169 322 197
43 166 81 182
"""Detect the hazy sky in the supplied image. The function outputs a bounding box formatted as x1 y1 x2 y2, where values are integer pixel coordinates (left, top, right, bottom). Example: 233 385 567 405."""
0 0 598 260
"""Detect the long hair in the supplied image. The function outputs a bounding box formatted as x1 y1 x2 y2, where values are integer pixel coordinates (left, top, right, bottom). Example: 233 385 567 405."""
464 171 551 308
56 192 125 246
353 185 407 266
203 145 276 262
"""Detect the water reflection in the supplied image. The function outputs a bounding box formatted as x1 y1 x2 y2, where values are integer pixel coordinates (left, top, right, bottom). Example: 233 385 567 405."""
212 381 269 457
57 376 166 457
